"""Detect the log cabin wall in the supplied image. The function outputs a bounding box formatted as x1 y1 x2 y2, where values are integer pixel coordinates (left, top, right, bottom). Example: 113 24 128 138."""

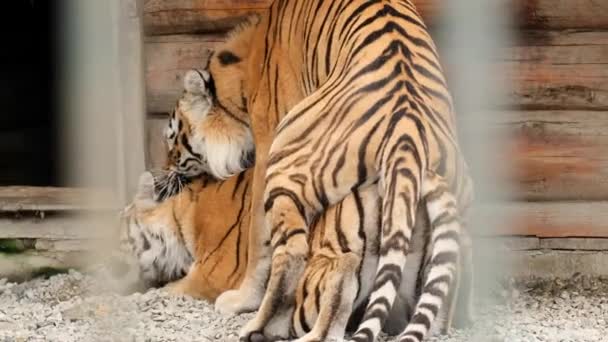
141 0 608 251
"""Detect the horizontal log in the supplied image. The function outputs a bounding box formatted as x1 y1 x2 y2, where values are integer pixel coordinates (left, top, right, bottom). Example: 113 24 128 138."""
510 250 608 278
143 0 273 35
498 110 608 200
0 187 118 211
145 30 608 114
0 214 120 240
540 238 608 251
143 0 608 36
519 30 608 47
145 35 224 113
143 0 440 35
475 236 541 250
514 0 608 29
475 201 608 238
505 30 608 110
506 62 608 110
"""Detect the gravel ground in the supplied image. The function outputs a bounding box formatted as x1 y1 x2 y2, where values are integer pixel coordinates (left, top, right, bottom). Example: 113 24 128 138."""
1 270 607 342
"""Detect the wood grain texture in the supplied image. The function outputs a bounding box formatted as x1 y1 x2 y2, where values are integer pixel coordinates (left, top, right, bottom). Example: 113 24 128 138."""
143 0 608 36
143 0 272 35
0 215 117 239
510 250 608 278
498 110 608 200
476 201 608 238
539 238 608 251
506 30 608 110
145 31 608 114
514 0 608 29
145 35 224 113
0 187 117 211
143 0 438 35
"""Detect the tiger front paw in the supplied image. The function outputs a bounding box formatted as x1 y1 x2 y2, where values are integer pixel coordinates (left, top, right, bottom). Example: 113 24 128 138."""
163 279 192 297
215 288 262 315
239 318 269 342
133 171 158 209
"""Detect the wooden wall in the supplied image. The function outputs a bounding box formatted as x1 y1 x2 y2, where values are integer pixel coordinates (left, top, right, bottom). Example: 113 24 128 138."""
141 0 608 238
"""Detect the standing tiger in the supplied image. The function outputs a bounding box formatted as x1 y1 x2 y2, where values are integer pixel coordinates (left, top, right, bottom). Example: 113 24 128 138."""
123 65 469 340
195 1 475 341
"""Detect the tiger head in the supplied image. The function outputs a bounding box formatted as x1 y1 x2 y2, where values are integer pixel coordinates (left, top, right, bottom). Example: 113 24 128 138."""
161 17 263 196
162 69 254 190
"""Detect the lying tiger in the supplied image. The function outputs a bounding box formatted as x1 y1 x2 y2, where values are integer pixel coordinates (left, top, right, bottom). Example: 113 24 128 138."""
122 68 469 340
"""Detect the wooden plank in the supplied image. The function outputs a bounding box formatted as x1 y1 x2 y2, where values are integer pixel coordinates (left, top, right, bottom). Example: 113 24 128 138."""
514 0 608 29
540 238 608 251
519 30 608 47
145 35 225 113
145 31 608 114
476 236 540 250
0 214 119 240
146 116 169 169
0 187 118 211
143 0 438 35
506 31 608 110
143 0 272 35
498 110 608 200
506 62 608 110
511 250 608 278
475 201 608 238
143 0 608 36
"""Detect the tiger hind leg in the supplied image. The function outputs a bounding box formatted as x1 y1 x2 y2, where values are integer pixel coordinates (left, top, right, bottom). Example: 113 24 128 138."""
383 203 431 336
292 253 361 342
239 195 311 342
129 171 159 211
452 230 474 329
349 143 424 342
398 171 462 342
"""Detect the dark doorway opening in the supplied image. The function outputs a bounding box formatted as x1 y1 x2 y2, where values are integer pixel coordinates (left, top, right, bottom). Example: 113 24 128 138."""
0 0 59 186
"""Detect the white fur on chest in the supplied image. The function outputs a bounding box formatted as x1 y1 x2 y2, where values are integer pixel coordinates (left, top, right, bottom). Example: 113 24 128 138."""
128 215 194 285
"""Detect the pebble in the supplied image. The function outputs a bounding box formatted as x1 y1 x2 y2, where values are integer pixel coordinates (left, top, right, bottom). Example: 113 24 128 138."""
0 270 607 341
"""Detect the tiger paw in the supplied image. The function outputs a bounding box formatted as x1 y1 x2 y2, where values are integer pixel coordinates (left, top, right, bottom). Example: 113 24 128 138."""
163 280 188 297
215 288 261 315
293 334 343 342
133 172 158 209
239 319 268 342
239 332 267 342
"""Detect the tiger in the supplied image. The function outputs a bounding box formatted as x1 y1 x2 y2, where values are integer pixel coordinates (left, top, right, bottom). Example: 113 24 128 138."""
123 68 466 340
122 169 251 300
195 1 475 341
120 69 254 299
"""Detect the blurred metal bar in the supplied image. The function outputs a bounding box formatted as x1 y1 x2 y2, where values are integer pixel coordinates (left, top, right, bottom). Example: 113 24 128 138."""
60 0 146 207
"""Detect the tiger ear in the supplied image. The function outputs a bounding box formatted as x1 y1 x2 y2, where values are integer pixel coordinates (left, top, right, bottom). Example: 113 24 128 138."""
183 69 212 95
